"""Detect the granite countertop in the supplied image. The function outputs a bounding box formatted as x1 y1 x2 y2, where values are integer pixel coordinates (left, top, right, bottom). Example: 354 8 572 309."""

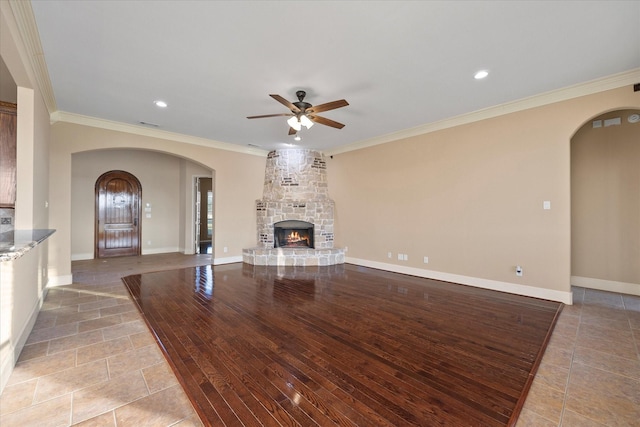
0 229 56 262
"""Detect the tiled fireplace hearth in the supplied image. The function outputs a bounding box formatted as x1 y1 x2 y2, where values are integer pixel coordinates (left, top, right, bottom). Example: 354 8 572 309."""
243 149 345 266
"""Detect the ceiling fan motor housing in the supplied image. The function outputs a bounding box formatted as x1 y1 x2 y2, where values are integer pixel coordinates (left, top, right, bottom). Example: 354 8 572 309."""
293 91 311 113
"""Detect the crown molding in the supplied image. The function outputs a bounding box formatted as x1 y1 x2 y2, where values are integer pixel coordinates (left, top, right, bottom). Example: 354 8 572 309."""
50 110 268 157
327 68 640 156
9 0 57 113
12 0 638 158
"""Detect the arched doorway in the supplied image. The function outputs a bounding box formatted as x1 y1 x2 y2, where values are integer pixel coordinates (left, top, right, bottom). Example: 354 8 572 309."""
571 109 640 295
95 170 142 258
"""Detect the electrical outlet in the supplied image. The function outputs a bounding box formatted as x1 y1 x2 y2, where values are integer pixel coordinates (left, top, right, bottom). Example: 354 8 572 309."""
423 256 429 264
403 254 408 261
397 253 403 261
223 246 228 253
516 265 523 277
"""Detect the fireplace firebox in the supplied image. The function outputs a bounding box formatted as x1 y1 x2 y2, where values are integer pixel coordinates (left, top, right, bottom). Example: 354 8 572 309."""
274 220 314 249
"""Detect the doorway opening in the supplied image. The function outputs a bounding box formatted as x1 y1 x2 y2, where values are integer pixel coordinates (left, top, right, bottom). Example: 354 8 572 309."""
195 177 213 254
95 170 142 258
570 109 640 295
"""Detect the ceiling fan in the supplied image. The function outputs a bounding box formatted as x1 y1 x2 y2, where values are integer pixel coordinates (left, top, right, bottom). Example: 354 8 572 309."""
247 90 349 135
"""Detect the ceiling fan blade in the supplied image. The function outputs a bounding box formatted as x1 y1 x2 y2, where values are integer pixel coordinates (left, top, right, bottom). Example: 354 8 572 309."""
269 94 300 113
288 127 297 135
246 113 293 119
308 114 345 129
307 99 349 114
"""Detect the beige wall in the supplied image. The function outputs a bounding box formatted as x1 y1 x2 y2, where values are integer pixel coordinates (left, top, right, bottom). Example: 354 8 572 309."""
49 122 265 282
71 149 212 259
329 86 640 302
16 85 51 230
1 1 51 392
571 109 640 291
32 85 50 229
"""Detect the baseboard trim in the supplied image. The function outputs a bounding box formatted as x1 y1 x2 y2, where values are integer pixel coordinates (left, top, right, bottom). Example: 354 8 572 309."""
571 276 640 296
48 274 73 287
142 247 181 255
346 258 573 304
73 247 185 261
0 287 47 394
214 256 243 265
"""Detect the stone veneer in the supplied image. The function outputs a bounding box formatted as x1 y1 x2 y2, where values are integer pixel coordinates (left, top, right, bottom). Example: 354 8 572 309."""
243 149 345 266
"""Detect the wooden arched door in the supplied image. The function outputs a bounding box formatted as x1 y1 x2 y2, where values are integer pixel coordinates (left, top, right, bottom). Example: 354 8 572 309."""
95 170 142 258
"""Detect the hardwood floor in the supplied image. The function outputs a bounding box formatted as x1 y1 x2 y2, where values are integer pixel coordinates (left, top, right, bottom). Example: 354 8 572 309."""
122 263 562 427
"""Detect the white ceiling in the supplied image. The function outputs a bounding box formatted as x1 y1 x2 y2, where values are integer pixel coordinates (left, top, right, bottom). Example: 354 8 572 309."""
29 0 640 153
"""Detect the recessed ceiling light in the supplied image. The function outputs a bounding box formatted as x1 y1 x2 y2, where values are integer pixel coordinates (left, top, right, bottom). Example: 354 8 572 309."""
153 100 168 108
474 70 489 80
294 136 301 142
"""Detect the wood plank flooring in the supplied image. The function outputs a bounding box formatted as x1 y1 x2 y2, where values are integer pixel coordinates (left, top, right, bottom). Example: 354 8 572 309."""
122 263 562 427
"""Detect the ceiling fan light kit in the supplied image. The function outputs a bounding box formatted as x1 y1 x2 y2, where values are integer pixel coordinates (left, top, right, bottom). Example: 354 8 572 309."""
247 90 349 136
299 115 314 129
287 116 302 131
286 115 314 131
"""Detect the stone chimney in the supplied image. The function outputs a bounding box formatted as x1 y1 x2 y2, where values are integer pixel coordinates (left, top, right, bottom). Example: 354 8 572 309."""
243 149 344 266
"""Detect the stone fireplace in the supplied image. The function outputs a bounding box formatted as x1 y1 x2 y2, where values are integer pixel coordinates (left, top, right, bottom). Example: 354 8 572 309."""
243 149 345 266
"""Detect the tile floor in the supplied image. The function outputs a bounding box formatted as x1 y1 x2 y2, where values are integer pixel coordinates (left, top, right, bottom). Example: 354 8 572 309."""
516 285 640 426
1 253 639 426
0 253 211 427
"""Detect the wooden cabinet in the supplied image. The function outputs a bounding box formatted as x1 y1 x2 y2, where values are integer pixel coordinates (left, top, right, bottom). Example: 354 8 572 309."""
0 101 17 208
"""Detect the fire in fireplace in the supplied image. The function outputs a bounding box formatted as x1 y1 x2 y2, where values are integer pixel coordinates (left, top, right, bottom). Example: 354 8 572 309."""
274 220 314 249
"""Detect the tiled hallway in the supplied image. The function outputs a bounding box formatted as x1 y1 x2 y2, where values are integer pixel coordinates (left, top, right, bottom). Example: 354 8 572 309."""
517 285 640 426
1 254 639 426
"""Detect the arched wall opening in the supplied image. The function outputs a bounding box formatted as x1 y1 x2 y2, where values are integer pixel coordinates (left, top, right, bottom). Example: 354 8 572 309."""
570 108 640 295
71 148 214 260
48 121 266 285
